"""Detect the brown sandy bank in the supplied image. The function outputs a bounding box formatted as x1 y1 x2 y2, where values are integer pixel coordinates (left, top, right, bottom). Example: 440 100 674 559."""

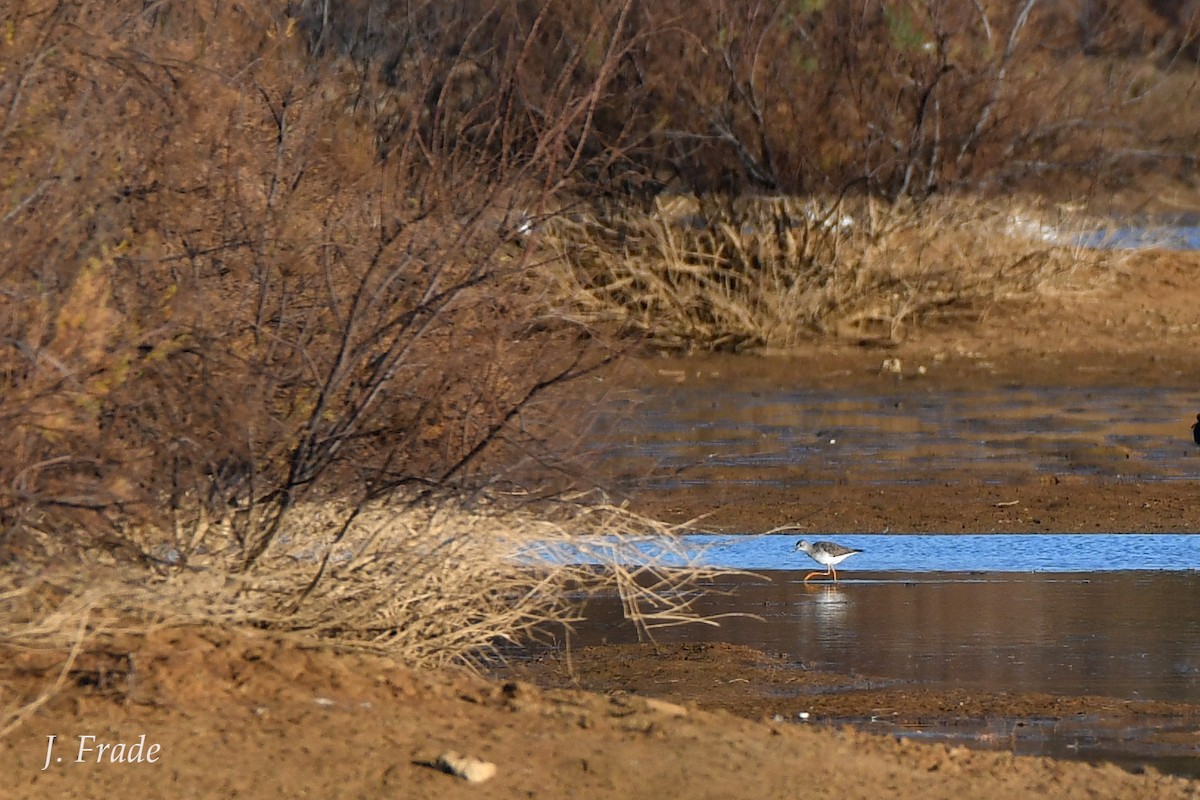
2 628 1197 799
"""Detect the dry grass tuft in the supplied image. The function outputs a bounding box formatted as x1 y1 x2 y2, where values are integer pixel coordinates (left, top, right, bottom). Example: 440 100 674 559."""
540 196 1123 351
1 493 737 738
1 495 734 682
0 574 129 738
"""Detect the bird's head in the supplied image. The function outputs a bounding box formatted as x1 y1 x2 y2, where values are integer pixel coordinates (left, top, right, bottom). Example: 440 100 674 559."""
793 540 810 552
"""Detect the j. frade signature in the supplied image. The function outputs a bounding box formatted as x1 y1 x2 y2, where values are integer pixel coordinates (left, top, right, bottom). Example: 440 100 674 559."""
41 734 161 770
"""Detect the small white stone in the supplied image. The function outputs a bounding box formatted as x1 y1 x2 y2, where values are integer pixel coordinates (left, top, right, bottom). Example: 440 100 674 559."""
641 697 688 717
436 751 498 783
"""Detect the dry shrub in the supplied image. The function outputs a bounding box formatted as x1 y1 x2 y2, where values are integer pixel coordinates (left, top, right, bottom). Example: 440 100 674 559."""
0 0 632 564
0 573 127 738
170 496 735 663
541 195 1123 351
1 1 719 705
276 0 1200 201
0 497 732 676
425 0 1194 200
2 487 738 741
0 0 1186 561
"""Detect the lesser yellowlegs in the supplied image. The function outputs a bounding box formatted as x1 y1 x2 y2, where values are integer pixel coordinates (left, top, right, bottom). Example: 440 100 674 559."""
793 540 862 583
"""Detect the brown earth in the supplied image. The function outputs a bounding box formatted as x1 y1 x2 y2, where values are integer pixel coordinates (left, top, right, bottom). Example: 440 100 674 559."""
510 641 1198 725
3 629 1198 799
4 249 1200 797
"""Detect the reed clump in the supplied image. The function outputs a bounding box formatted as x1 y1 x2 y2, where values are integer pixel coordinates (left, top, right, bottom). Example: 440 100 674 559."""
0 493 732 720
541 195 1120 351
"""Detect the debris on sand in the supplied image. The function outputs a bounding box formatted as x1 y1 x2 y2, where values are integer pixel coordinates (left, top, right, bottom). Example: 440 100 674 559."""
435 751 498 783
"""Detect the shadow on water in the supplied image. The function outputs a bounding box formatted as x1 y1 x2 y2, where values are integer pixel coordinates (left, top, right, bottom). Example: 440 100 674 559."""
564 570 1200 777
588 385 1200 488
570 571 1200 702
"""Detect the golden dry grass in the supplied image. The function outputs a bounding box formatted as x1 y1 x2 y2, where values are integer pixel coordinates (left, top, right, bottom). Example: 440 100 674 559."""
0 494 733 689
0 493 739 738
539 195 1124 351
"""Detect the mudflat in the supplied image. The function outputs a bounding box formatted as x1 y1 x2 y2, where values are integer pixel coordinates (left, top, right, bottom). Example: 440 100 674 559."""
607 247 1200 535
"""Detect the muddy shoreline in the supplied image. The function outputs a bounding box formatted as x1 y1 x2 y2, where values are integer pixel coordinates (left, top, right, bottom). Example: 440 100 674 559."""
590 343 1200 535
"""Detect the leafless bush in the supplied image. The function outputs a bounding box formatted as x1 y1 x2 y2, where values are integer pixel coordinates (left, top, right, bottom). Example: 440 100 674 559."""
541 195 1122 351
0 0 637 565
0 1 745 692
486 0 1199 201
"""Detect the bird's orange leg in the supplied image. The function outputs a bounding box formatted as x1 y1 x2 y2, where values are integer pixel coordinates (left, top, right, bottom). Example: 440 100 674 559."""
829 565 838 582
803 570 825 582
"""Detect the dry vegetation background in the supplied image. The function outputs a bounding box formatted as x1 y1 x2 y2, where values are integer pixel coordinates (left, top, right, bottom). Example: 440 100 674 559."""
2 0 1200 677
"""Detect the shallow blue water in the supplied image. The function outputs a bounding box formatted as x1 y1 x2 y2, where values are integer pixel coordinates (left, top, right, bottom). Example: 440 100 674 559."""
538 533 1198 572
1074 224 1200 250
684 532 1198 572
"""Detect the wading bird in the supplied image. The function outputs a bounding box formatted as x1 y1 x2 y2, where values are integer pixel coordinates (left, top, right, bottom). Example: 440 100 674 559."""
794 540 862 583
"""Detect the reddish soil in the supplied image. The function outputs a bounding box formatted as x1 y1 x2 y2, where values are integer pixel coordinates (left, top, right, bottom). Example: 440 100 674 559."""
2 630 1197 799
4 248 1200 798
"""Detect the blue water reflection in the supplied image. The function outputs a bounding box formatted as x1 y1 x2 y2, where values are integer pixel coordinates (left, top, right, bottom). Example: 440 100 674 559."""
687 533 1198 572
1074 225 1200 250
539 533 1198 572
